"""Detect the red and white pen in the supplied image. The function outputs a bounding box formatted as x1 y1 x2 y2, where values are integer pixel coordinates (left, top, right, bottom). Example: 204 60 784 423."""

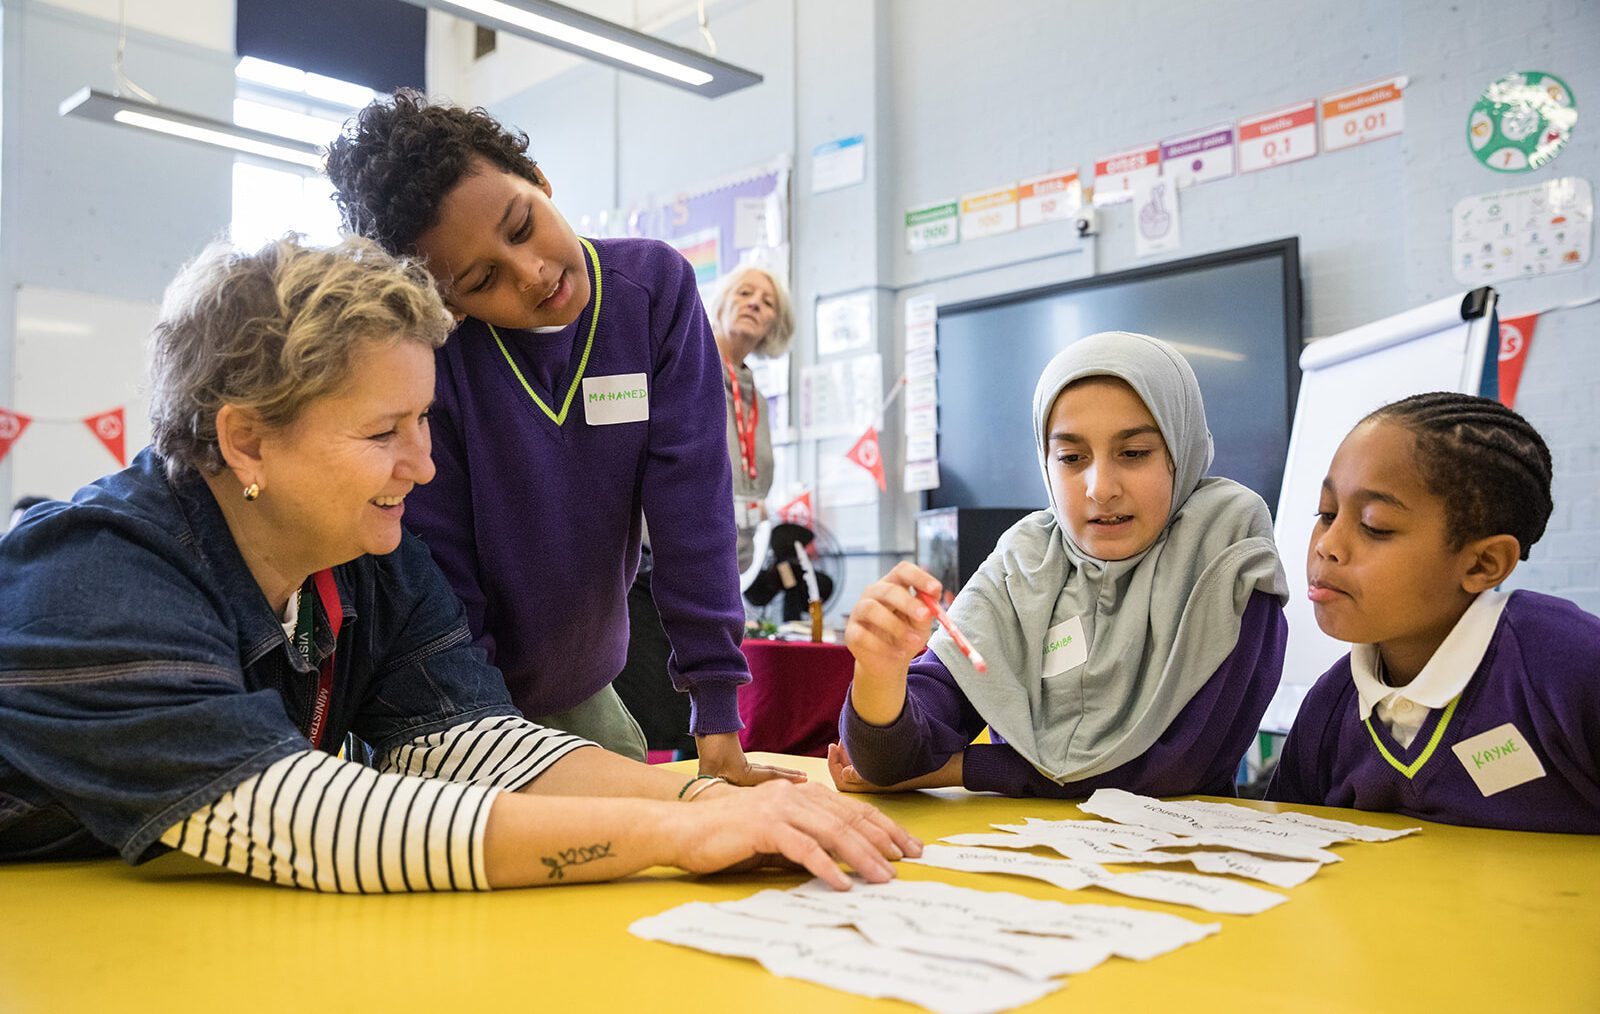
915 589 987 673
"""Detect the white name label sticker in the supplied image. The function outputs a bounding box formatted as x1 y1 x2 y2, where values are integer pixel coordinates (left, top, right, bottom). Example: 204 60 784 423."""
1450 723 1546 797
582 373 650 425
1042 616 1088 678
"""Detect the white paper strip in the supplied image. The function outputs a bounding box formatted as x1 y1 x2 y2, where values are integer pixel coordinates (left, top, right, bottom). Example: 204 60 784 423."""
1007 816 1183 851
631 902 1060 1014
908 845 1288 915
944 831 1321 889
788 877 1217 961
853 913 1112 979
1264 810 1420 843
1078 790 1345 861
1080 790 1417 847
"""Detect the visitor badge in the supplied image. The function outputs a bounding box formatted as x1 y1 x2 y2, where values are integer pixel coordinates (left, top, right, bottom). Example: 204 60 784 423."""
1041 616 1088 677
1450 723 1546 797
582 373 650 425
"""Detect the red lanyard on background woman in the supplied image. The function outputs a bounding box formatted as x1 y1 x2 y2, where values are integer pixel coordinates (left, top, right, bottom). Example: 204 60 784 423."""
725 357 759 480
294 569 344 751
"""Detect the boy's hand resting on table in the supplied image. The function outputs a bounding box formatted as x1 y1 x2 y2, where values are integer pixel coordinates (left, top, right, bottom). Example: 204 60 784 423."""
844 562 944 727
669 778 922 890
827 742 964 794
697 731 807 785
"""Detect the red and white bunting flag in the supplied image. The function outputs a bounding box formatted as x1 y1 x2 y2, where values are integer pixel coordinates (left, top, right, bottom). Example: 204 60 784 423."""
846 426 887 492
84 406 127 466
0 407 31 465
1497 314 1538 409
777 490 814 528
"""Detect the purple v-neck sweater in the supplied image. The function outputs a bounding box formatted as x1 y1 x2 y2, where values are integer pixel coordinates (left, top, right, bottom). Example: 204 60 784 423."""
404 237 748 733
840 589 1285 797
1268 590 1600 833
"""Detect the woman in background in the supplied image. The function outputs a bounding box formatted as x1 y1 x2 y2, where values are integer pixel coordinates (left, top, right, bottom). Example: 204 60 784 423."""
616 266 796 757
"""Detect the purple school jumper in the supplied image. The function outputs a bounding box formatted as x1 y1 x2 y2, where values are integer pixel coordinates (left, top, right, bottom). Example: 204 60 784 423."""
840 589 1285 797
405 237 748 733
1268 590 1600 833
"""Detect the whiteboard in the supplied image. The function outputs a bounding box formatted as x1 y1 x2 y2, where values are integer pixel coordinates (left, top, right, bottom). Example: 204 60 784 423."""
11 285 158 501
1263 288 1498 732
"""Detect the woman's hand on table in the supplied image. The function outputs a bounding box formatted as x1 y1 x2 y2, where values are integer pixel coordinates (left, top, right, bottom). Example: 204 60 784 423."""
827 742 964 794
670 778 923 890
845 562 943 725
696 731 807 785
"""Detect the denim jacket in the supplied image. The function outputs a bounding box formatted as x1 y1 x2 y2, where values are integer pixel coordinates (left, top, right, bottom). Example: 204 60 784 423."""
0 449 521 863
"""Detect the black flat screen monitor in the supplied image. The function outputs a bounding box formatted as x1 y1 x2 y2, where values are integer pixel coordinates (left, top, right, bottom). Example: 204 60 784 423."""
927 239 1302 514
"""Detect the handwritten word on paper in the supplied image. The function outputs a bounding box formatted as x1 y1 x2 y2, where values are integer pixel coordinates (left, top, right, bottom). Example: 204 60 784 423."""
630 903 1058 1014
631 877 1222 1013
1079 789 1419 853
908 845 1287 915
782 878 1217 960
943 830 1322 889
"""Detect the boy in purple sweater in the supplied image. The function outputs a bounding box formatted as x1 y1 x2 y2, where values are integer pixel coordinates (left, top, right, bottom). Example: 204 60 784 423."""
326 92 799 784
833 332 1288 798
1269 393 1600 833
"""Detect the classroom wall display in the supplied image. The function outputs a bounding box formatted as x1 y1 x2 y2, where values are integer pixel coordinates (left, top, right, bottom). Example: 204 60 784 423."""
799 353 884 442
1134 176 1182 257
1092 143 1162 206
1017 169 1082 226
1468 70 1577 174
1160 126 1235 188
580 158 792 299
811 134 866 194
1321 76 1407 152
9 286 157 500
1268 288 1498 730
906 200 960 252
902 73 1408 255
587 159 795 442
1238 101 1318 173
903 293 940 492
1451 176 1592 285
666 227 721 289
959 184 1020 241
815 291 874 357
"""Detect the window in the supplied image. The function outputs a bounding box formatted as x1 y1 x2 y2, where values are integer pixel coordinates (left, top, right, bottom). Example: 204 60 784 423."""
229 57 373 248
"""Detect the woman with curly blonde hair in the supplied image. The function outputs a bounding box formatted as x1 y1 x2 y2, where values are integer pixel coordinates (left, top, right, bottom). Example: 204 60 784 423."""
0 236 917 892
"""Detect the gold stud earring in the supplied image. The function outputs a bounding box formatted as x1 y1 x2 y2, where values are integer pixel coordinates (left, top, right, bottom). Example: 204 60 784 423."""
243 483 261 502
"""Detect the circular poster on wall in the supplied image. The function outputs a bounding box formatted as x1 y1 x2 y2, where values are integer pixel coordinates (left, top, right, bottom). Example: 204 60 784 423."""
1468 70 1577 173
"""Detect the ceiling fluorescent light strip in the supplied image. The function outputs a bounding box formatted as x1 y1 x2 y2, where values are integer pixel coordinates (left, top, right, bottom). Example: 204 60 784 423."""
59 87 324 172
410 0 761 97
456 0 710 85
114 111 323 168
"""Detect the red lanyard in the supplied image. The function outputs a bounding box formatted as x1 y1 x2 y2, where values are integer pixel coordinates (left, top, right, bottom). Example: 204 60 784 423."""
302 569 343 751
725 358 759 480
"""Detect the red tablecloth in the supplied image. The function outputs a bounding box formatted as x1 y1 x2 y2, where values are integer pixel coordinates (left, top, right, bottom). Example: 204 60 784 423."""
737 639 854 757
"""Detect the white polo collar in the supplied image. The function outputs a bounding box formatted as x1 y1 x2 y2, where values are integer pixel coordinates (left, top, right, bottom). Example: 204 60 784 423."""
1350 590 1510 720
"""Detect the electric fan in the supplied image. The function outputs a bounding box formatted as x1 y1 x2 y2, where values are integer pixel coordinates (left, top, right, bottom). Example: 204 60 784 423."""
741 520 847 622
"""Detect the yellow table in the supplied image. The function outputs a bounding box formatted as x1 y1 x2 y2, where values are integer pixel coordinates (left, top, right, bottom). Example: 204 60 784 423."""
2 754 1596 1013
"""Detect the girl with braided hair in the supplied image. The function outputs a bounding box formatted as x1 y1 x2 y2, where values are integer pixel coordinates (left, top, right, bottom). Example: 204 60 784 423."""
1269 393 1600 832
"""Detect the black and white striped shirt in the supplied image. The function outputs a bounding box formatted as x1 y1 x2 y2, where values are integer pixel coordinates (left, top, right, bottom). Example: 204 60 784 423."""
159 716 589 892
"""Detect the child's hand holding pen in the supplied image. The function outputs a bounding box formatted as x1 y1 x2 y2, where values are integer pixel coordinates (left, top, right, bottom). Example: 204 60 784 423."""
844 562 946 726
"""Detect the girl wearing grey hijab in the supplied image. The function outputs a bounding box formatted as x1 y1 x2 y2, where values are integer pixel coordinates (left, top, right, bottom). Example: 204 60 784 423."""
833 332 1288 797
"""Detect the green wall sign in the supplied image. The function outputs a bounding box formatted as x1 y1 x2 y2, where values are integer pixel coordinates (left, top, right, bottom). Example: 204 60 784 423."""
1468 71 1576 173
